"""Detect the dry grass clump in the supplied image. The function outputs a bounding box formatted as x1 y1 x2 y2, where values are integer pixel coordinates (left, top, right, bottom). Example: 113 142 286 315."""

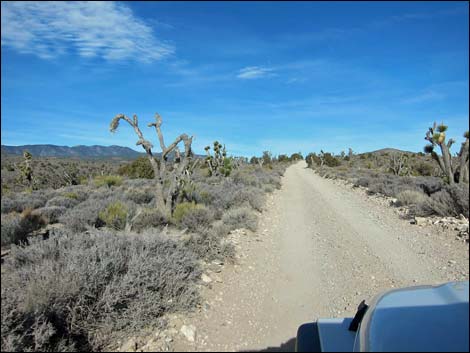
395 190 429 206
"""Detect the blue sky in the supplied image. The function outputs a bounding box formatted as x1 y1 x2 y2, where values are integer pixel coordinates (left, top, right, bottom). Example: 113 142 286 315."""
1 1 469 157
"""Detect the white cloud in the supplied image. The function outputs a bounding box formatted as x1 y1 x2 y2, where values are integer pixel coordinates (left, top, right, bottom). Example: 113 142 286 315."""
1 1 173 62
237 66 275 79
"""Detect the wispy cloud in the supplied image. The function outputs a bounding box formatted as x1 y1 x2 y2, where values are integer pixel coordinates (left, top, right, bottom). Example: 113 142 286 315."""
401 91 446 104
237 66 275 79
1 1 173 63
371 6 468 28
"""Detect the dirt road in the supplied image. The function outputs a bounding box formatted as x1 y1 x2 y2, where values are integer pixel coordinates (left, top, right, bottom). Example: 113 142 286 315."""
172 161 469 352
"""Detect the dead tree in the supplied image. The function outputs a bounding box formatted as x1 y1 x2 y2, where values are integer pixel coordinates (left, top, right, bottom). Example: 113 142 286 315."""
424 122 469 184
389 153 410 176
110 113 194 216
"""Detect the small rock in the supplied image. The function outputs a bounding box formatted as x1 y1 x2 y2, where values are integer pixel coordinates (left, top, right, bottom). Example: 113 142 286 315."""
412 217 427 226
167 328 178 336
201 273 212 284
120 337 138 352
180 325 196 342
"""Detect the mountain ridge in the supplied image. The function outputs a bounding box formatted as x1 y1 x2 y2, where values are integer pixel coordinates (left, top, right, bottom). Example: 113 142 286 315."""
1 144 145 159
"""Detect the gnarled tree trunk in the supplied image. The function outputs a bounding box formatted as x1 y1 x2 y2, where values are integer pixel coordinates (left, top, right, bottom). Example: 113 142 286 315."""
110 113 193 217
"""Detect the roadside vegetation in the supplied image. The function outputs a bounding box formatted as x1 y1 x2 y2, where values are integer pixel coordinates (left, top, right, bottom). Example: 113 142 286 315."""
1 112 290 352
306 123 469 219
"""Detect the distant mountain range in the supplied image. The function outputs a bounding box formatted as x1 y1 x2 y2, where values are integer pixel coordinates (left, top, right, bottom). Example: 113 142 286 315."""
1 144 145 159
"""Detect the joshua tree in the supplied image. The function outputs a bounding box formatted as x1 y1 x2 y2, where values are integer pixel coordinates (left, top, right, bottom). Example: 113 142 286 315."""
318 150 326 167
205 141 232 176
110 113 194 216
424 122 469 184
19 151 34 189
262 151 272 166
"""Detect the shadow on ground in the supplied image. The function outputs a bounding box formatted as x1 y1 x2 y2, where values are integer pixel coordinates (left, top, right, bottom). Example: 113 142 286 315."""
239 338 296 352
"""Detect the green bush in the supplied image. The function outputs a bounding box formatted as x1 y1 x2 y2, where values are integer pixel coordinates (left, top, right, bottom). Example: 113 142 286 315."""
172 202 203 225
63 192 79 199
290 152 303 161
323 153 341 167
93 175 123 188
118 157 154 179
98 201 128 230
412 161 434 177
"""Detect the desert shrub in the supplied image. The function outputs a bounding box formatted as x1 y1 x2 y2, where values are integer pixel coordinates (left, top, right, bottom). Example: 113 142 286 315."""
0 193 48 214
1 213 25 246
197 181 265 213
32 206 67 224
413 177 444 196
264 185 274 193
413 184 469 217
367 175 417 197
1 229 201 352
172 202 202 225
395 190 429 206
98 201 128 230
1 209 45 246
63 191 79 199
60 198 109 232
237 187 265 211
93 175 123 188
290 152 303 161
221 206 257 232
446 183 469 217
354 177 371 187
413 161 434 177
45 195 80 209
118 156 154 179
1 198 17 214
125 187 154 204
61 188 89 202
179 204 214 231
131 208 168 232
183 225 235 261
323 152 341 167
231 169 259 187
